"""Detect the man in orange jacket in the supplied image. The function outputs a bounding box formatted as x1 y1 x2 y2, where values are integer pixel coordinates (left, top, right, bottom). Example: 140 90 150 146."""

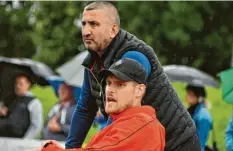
27 58 165 151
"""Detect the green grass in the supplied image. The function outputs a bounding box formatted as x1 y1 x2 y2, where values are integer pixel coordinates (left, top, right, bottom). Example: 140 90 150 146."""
31 83 233 151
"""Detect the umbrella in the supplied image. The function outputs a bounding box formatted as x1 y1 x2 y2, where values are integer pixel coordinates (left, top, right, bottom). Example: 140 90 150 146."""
0 56 54 86
46 75 81 102
163 65 219 88
0 56 54 102
56 51 88 87
219 67 233 104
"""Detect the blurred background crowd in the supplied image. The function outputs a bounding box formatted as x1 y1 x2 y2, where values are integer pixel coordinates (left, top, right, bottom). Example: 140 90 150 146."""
0 1 233 151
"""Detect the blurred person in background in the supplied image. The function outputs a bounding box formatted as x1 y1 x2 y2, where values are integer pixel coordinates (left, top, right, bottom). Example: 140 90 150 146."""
41 83 76 141
0 73 43 139
225 114 233 151
186 83 213 151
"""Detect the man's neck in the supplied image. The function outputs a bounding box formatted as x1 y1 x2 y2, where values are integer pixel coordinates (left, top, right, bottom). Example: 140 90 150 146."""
96 50 104 57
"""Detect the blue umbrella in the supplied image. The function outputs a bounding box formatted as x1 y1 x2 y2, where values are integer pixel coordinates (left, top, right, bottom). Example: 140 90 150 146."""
46 75 81 102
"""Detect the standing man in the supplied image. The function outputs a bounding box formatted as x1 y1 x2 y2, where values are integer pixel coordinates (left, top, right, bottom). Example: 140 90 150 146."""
0 73 43 139
66 2 200 151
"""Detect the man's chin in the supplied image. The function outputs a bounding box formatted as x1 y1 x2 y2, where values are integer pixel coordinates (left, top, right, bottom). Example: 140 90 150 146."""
105 108 116 115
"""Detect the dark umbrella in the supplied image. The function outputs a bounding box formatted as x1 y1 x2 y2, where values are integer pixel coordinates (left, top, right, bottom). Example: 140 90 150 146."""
0 56 54 103
56 51 88 87
163 65 219 88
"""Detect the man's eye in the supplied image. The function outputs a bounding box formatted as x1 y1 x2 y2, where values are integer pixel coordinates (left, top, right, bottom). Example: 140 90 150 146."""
117 83 125 87
81 21 86 26
90 22 97 27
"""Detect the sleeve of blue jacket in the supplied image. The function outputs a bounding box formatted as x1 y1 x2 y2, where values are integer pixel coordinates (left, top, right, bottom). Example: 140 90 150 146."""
65 69 98 149
226 114 233 151
195 109 212 151
65 51 151 149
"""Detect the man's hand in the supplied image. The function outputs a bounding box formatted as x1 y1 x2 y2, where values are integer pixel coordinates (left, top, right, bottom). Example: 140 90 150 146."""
0 106 8 116
48 116 61 133
24 140 64 151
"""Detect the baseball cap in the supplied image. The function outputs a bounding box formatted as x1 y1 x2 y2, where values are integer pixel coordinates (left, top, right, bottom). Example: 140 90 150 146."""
98 58 147 85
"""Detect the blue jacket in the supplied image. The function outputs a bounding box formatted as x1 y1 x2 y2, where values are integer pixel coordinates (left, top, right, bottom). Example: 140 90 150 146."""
226 114 233 151
193 103 212 151
65 51 151 148
94 114 107 131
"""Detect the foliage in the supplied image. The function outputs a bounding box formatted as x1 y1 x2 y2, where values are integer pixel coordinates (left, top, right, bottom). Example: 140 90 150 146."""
1 1 233 75
116 1 233 76
30 1 86 69
0 1 36 58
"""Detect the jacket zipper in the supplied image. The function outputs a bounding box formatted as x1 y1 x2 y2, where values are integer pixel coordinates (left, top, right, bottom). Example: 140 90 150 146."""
85 67 105 104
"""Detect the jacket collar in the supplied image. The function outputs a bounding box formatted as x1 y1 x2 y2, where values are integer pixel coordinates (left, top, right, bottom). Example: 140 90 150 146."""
110 106 155 121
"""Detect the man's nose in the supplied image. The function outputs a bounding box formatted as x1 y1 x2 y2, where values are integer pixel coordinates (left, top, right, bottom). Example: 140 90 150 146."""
82 25 91 37
106 86 114 95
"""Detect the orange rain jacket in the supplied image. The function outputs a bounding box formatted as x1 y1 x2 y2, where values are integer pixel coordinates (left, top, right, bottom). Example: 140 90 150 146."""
42 106 165 151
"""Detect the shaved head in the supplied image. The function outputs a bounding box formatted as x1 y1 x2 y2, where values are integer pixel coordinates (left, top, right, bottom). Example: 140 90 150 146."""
84 1 120 27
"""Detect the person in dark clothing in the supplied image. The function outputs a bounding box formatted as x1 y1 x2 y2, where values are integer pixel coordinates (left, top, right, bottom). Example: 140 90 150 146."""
0 74 43 139
41 83 76 141
65 1 200 151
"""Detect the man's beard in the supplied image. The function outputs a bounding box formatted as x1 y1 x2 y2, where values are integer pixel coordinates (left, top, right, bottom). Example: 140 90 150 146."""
115 101 134 114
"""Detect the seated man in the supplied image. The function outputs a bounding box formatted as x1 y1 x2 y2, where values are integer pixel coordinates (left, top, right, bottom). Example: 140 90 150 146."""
41 83 77 141
27 58 165 151
0 73 43 139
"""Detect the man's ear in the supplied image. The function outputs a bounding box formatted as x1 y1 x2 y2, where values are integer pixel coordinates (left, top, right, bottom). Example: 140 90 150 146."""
135 84 146 98
110 24 119 39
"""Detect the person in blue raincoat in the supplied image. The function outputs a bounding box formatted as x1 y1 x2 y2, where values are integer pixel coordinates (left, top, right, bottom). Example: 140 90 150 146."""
226 114 233 151
185 84 213 151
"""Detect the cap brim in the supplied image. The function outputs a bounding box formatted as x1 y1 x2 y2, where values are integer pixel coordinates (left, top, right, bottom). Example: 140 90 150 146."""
99 69 133 82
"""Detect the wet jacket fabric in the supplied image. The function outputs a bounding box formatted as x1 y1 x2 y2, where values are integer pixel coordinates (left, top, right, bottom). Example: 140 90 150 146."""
43 106 165 151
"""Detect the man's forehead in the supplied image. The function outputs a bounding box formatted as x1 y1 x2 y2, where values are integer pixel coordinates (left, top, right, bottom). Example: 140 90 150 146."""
82 9 107 19
16 76 29 82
